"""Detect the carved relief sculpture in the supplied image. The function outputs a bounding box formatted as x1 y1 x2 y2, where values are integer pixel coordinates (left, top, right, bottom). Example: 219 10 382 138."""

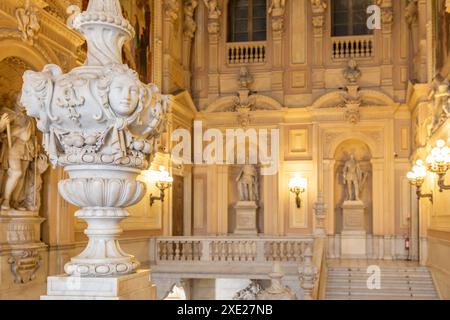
20 0 167 277
233 281 262 300
268 0 286 32
165 0 180 23
15 0 41 45
203 0 222 35
184 0 199 39
310 0 327 14
343 59 362 84
8 249 41 284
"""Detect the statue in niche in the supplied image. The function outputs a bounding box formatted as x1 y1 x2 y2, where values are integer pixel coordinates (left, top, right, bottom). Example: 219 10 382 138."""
236 164 259 202
0 94 47 211
342 154 367 202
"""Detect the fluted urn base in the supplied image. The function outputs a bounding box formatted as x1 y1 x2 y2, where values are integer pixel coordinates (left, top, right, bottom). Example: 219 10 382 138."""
58 165 146 277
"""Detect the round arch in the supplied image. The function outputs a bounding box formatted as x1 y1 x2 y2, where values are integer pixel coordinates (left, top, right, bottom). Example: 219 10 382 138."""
0 39 49 70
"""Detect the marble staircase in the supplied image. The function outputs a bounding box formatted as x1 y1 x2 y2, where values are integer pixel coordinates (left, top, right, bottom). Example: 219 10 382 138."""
325 264 439 300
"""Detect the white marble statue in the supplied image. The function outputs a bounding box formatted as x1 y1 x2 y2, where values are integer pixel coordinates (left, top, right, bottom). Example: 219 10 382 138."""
0 96 46 211
236 164 259 202
342 154 366 201
20 0 167 278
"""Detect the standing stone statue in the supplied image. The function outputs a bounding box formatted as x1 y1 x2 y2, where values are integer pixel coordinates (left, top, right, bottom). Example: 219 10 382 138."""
0 97 38 211
342 154 366 201
236 164 259 202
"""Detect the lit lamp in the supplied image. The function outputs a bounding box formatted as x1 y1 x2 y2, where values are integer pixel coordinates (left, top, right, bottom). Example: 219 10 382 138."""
289 175 307 209
407 160 433 203
425 139 450 192
144 166 173 206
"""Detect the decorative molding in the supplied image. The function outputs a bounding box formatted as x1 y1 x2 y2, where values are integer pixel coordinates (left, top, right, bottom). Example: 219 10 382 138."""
8 249 41 284
15 0 41 45
183 0 198 39
268 0 286 33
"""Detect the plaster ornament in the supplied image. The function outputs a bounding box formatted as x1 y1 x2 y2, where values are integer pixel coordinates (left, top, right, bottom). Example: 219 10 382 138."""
342 154 368 201
268 0 286 32
165 0 181 23
405 0 418 26
236 164 259 202
310 0 327 14
184 0 198 39
15 0 40 45
203 0 221 20
343 59 362 84
8 249 41 284
312 15 325 35
20 0 167 277
232 280 262 300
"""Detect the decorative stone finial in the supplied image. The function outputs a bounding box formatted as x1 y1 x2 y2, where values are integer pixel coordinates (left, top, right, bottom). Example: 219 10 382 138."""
20 0 167 278
67 0 134 66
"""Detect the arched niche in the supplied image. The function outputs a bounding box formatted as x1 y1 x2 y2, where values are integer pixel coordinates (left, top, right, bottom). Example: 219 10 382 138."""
0 39 49 71
333 139 373 235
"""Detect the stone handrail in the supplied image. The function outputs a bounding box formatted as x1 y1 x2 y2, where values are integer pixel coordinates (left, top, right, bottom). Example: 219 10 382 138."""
151 236 314 264
226 41 267 65
331 35 374 60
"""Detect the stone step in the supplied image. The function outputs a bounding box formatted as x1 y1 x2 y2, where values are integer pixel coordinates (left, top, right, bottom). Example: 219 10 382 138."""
325 263 438 300
326 294 439 300
326 289 438 297
326 283 436 291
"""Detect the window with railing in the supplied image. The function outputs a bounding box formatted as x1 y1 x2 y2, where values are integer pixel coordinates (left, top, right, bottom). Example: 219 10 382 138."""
228 0 267 42
332 0 373 36
331 0 374 60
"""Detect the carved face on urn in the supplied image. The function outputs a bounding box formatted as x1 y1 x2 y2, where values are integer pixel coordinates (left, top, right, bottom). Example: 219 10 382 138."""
108 73 140 117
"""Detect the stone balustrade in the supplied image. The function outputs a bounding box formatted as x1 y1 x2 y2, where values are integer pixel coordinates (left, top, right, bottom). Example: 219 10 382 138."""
331 35 374 60
152 237 313 264
226 41 267 65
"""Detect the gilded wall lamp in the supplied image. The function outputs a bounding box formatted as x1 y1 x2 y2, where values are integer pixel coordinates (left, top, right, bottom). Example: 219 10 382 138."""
426 139 450 192
289 175 307 209
407 160 433 203
144 166 173 206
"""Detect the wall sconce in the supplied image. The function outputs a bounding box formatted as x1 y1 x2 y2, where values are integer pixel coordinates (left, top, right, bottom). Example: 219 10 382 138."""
407 160 433 203
144 166 173 207
289 175 307 209
426 139 450 192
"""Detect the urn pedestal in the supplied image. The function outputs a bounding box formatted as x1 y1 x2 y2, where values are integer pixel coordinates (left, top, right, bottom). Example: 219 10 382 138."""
234 201 258 235
42 270 156 300
41 165 155 300
340 200 367 259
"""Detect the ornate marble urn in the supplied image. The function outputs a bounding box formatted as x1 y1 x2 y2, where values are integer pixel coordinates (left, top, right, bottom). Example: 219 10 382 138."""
20 0 167 277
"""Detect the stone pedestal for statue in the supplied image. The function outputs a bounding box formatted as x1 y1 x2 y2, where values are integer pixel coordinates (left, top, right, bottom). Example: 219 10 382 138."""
0 209 46 285
341 200 367 259
20 0 167 300
234 201 258 235
42 270 156 300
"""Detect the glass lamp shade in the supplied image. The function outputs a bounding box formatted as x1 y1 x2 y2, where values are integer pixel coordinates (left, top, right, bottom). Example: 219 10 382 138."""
289 176 307 191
